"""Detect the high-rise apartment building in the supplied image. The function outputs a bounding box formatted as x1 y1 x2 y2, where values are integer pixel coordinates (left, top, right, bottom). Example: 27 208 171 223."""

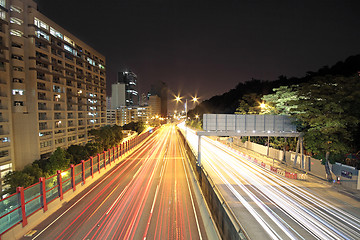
106 106 150 126
118 71 138 106
0 0 106 195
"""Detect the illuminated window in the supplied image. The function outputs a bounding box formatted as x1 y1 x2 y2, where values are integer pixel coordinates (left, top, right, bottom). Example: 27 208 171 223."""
40 140 52 148
64 36 75 47
0 10 5 20
87 57 96 66
10 29 23 37
0 163 12 170
0 0 5 8
14 101 23 106
10 17 23 25
35 30 49 41
0 138 9 145
64 44 73 53
50 27 63 39
12 89 24 95
53 85 61 93
34 17 48 30
13 66 23 72
13 78 23 83
10 5 22 13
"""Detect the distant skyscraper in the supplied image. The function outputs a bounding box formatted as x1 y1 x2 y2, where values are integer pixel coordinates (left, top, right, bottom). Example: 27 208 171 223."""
149 81 168 117
111 83 126 108
140 93 148 106
148 95 161 116
118 71 138 106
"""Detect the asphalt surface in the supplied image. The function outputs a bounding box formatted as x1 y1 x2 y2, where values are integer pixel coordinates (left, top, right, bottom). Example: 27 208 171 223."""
181 124 360 240
25 125 207 240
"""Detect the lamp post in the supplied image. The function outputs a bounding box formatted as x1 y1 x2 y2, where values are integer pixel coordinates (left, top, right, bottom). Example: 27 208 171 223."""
175 95 198 122
175 95 199 138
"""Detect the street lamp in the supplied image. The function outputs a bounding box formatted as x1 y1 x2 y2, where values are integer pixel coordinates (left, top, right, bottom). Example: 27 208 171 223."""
175 95 199 122
175 94 200 140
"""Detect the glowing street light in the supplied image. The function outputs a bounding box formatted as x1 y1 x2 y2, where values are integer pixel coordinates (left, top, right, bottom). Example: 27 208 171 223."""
175 96 181 102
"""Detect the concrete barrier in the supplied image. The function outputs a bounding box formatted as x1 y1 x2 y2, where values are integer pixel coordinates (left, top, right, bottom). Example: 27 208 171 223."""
177 129 248 240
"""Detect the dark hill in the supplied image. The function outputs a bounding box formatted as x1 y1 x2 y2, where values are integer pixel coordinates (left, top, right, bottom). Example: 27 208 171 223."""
189 54 360 116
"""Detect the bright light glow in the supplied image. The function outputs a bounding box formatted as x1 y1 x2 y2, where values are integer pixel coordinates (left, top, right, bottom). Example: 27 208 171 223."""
260 103 266 109
178 124 360 240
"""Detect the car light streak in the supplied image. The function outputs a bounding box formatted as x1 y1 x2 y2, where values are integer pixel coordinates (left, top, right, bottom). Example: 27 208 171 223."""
32 125 206 240
179 123 360 240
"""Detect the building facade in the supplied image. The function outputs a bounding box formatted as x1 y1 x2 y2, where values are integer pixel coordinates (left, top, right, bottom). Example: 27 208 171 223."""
148 95 161 117
110 82 125 109
0 0 106 195
118 71 138 106
149 81 168 117
106 106 150 126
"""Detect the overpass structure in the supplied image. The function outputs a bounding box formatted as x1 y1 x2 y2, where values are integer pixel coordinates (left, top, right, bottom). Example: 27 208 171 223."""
197 114 303 166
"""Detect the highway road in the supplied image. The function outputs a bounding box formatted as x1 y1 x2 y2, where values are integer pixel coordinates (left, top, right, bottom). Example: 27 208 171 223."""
180 123 360 240
27 125 208 240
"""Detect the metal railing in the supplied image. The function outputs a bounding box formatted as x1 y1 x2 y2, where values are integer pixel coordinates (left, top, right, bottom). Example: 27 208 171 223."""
0 128 158 236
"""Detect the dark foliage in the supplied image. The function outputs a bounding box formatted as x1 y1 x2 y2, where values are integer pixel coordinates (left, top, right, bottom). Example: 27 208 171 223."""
188 54 360 117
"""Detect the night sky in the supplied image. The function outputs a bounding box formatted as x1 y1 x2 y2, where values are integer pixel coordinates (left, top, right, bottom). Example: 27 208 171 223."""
35 0 360 106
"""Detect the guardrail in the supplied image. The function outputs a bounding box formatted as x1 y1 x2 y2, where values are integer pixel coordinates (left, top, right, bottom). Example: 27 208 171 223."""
0 128 158 238
177 128 248 240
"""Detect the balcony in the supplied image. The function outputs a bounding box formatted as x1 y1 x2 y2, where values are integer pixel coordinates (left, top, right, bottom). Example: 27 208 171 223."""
39 125 48 131
54 106 65 111
38 106 49 111
37 86 49 91
38 96 50 101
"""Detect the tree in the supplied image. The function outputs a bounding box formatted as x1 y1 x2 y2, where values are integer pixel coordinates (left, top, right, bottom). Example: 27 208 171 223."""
85 142 102 156
261 85 299 115
188 118 202 130
3 171 35 195
122 121 145 134
235 93 262 114
67 145 90 164
292 75 360 180
23 164 44 181
45 147 70 175
88 125 124 151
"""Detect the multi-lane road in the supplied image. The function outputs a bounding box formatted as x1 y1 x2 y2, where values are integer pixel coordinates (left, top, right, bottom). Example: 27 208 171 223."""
181 123 360 240
22 122 360 240
27 125 210 240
